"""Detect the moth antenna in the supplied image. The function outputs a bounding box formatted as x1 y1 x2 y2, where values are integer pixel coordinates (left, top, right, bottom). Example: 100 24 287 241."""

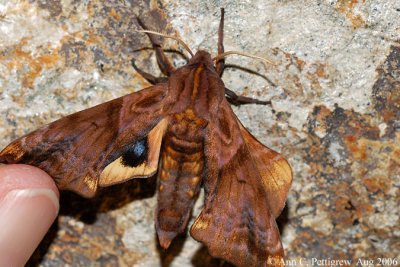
136 30 194 57
213 51 277 67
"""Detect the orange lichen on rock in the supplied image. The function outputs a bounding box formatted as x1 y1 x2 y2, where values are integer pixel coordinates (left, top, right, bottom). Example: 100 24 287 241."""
315 64 326 78
363 176 392 194
2 38 60 88
336 0 366 29
345 135 367 161
109 8 121 20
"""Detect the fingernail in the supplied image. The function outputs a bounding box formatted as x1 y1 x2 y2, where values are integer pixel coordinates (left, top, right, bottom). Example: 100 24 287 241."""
0 188 59 267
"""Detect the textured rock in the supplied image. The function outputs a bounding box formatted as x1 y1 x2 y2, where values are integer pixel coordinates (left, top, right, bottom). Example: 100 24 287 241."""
0 0 399 266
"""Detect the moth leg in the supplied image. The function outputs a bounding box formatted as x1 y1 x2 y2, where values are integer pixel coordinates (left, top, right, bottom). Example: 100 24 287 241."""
131 59 168 84
225 87 271 106
136 17 176 76
216 8 225 77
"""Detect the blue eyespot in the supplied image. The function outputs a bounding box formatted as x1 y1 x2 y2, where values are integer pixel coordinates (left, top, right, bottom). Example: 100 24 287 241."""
121 138 148 167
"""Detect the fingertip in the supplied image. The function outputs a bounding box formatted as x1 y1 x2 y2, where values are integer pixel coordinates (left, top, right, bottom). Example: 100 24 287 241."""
0 164 59 201
0 164 60 266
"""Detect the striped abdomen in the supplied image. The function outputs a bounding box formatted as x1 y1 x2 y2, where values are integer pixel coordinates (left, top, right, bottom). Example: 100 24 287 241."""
156 108 206 248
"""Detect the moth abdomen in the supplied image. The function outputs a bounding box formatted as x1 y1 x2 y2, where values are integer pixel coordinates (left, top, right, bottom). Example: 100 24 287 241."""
168 135 203 154
155 121 205 248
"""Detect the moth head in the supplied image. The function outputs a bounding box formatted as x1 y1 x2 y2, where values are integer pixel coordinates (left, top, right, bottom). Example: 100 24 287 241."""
187 50 214 67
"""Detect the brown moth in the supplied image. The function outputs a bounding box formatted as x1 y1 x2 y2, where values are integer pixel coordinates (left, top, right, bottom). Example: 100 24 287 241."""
0 9 292 267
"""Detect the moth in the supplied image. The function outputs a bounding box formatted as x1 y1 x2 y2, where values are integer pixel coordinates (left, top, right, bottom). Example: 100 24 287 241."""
0 9 292 267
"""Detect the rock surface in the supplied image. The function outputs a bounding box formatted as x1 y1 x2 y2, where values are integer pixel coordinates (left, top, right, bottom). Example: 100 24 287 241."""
0 0 399 266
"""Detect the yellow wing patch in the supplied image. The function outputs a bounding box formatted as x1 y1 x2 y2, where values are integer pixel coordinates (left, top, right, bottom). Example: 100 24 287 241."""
99 119 168 186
